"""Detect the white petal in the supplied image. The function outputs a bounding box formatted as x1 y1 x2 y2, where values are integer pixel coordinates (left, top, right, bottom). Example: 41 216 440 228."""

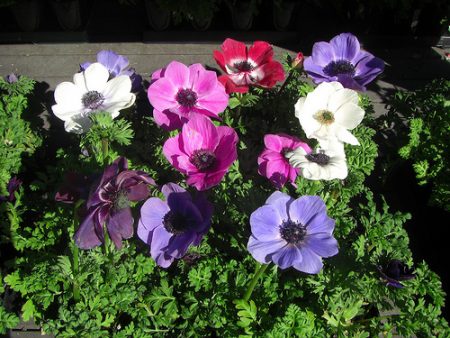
336 128 360 145
299 110 321 139
54 82 83 106
102 93 136 116
334 102 365 130
52 103 83 121
81 63 109 92
63 117 92 134
294 97 306 119
102 75 132 101
327 88 359 112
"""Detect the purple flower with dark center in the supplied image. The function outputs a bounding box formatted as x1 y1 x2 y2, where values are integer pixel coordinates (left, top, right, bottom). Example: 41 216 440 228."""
304 33 384 91
247 191 338 274
0 177 22 203
74 157 155 250
378 259 416 288
81 50 142 92
137 183 213 268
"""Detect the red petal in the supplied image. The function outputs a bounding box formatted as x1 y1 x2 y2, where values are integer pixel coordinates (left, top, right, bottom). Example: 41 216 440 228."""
221 38 247 65
213 50 227 72
257 61 285 88
248 41 273 66
219 75 248 94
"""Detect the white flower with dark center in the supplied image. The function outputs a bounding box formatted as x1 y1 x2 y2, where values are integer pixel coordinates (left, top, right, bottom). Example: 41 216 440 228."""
286 144 348 181
52 63 136 133
295 81 364 148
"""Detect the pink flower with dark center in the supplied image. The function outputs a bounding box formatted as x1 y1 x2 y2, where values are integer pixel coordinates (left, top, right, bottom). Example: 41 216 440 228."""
163 114 238 191
147 61 229 131
213 38 285 93
258 134 311 189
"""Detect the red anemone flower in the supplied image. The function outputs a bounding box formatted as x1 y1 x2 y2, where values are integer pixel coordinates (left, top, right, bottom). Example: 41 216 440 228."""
213 38 285 93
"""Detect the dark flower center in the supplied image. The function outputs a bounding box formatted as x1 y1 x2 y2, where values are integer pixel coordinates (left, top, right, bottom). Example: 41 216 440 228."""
281 147 293 157
305 152 330 166
323 60 355 77
163 211 191 235
233 61 254 72
280 220 307 244
81 90 104 110
176 88 198 108
190 149 217 171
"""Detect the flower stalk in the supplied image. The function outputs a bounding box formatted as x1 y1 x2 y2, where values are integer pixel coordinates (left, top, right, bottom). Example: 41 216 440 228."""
243 263 269 302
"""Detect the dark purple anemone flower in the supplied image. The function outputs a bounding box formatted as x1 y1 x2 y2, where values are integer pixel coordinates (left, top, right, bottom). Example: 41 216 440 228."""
137 183 213 268
80 50 142 92
74 157 155 250
0 177 22 203
55 172 97 204
378 259 416 288
304 33 384 91
247 191 338 274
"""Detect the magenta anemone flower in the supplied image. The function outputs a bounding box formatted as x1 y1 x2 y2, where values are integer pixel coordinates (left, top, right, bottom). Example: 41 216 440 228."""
258 134 311 189
74 157 155 250
81 50 142 92
213 38 285 93
304 33 384 91
163 114 238 191
248 191 338 274
147 61 229 131
138 183 213 268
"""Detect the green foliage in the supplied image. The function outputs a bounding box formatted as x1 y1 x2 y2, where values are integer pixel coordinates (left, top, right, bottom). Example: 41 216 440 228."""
381 79 450 211
0 75 41 195
156 0 220 25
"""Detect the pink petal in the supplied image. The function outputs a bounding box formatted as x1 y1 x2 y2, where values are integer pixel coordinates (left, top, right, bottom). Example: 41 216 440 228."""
153 108 185 131
147 77 177 112
214 126 238 170
182 114 219 155
164 61 189 88
196 87 229 115
163 135 186 171
264 134 283 152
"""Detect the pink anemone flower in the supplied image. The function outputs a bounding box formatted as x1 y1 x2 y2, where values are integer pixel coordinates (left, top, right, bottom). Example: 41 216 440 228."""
213 38 285 94
163 114 238 191
258 134 311 189
148 61 229 131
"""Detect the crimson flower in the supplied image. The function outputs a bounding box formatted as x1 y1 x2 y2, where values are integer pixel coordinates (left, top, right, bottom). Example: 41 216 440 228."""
74 157 155 249
213 38 285 93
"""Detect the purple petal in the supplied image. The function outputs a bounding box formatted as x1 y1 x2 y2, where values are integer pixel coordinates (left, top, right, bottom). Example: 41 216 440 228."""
165 232 196 258
107 207 134 249
288 196 326 226
161 182 188 199
305 212 335 235
140 197 169 232
271 245 302 269
305 233 338 257
293 247 323 274
74 207 103 249
354 55 385 86
250 205 283 241
330 33 360 61
247 236 286 264
150 225 174 267
80 62 91 71
310 41 335 67
265 191 293 222
97 50 129 76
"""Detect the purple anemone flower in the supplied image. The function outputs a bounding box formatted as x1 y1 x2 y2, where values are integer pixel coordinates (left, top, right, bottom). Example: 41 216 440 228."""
55 172 97 204
74 157 155 250
80 50 142 92
378 259 415 288
0 177 22 203
6 73 19 84
137 183 213 268
304 33 384 91
247 191 338 274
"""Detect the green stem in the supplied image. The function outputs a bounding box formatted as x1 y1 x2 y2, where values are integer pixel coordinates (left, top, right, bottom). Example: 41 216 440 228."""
101 138 109 164
243 263 269 302
277 70 294 96
71 200 83 302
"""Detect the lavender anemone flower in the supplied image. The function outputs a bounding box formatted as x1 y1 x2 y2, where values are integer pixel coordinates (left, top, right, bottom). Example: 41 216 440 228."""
0 177 22 203
6 73 19 84
81 50 142 92
137 183 213 268
248 191 338 274
378 259 416 288
304 33 384 91
74 157 155 250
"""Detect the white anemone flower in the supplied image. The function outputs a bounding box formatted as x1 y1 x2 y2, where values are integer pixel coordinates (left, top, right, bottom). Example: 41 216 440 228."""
295 81 364 148
286 143 348 181
52 62 136 134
